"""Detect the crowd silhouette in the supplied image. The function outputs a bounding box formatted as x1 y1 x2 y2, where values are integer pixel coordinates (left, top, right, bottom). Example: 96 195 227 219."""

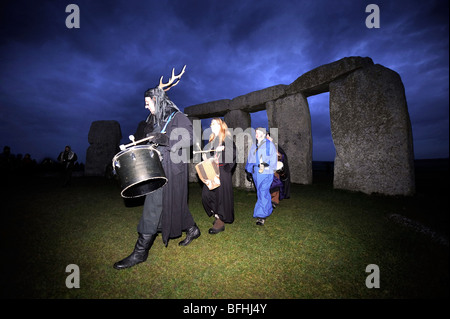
0 145 84 182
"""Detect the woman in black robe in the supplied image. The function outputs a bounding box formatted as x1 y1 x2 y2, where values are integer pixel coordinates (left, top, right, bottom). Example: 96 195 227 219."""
201 118 236 234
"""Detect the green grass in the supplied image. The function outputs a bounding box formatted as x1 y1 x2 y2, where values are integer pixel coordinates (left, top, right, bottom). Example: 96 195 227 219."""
0 171 448 299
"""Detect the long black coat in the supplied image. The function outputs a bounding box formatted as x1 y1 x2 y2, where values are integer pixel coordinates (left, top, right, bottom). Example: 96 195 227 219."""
136 112 194 245
201 136 236 223
270 145 291 200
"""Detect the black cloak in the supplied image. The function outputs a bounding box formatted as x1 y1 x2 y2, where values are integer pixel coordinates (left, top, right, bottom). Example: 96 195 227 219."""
270 145 291 200
136 110 194 245
201 135 236 223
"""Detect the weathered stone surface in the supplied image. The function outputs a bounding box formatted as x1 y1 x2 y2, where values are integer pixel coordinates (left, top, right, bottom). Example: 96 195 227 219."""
224 110 252 189
329 64 415 195
229 85 287 113
287 56 374 97
267 93 312 184
85 120 122 176
183 56 414 195
184 99 230 119
184 85 287 118
88 120 122 144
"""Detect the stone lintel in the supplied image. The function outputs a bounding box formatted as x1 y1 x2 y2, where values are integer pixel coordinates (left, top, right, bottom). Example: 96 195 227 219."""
286 56 374 97
229 84 287 113
184 99 231 119
184 84 287 118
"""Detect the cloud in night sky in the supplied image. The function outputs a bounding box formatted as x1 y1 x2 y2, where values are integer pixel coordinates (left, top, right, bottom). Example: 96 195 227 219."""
0 0 448 163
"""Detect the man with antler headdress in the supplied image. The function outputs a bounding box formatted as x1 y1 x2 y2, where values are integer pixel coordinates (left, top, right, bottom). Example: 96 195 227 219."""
114 66 201 270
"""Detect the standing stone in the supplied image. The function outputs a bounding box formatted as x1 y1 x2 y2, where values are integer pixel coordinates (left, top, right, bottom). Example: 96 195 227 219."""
85 120 122 176
329 64 415 195
267 93 312 184
224 109 252 189
183 56 415 196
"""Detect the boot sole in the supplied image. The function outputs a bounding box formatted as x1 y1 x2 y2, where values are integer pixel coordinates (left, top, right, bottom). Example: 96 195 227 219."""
178 231 201 246
208 226 225 234
113 258 146 270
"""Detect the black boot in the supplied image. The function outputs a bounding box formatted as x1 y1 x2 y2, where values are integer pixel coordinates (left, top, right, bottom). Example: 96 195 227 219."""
178 224 201 246
113 233 157 270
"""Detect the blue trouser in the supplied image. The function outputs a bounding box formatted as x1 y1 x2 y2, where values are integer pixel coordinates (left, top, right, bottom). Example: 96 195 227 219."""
252 171 273 218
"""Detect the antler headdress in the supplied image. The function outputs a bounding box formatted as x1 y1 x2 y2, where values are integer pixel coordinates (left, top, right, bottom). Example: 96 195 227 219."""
158 65 186 91
144 65 186 128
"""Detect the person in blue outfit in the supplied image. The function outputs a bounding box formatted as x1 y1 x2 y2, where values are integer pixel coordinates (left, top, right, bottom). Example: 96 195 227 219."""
245 127 277 226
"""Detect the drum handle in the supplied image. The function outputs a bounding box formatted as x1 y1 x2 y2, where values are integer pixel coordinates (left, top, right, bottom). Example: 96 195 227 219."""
193 149 223 154
119 134 158 151
192 147 223 154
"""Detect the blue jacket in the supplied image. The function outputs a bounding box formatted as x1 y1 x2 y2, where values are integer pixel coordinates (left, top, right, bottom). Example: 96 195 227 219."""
245 138 277 175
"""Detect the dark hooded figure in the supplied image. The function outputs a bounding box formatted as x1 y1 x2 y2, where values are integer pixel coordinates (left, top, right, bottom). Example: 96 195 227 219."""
114 67 201 270
270 144 291 207
57 145 77 186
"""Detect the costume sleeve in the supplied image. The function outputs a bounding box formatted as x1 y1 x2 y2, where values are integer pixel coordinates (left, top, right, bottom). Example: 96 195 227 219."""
134 120 148 140
221 138 236 172
169 112 193 152
245 143 256 173
202 139 216 160
268 141 277 172
258 141 277 174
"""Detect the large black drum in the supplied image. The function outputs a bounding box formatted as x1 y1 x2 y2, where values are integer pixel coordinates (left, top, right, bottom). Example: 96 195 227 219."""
112 145 167 198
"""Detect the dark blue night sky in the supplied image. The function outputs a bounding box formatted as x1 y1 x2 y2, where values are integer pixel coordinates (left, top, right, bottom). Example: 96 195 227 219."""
1 0 448 163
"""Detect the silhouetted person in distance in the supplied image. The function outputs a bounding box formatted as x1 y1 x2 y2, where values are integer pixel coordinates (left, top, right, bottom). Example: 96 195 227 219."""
0 146 14 167
19 153 37 177
0 146 15 181
58 145 77 186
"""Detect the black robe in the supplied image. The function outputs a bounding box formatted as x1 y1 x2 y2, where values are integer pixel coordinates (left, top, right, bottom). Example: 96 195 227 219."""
201 136 236 223
270 145 291 200
136 111 195 245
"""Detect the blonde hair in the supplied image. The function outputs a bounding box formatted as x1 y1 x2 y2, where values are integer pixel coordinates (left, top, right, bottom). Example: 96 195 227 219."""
209 118 231 145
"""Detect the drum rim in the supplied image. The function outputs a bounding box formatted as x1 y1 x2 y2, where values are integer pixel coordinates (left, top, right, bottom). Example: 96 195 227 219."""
113 144 157 158
120 176 168 198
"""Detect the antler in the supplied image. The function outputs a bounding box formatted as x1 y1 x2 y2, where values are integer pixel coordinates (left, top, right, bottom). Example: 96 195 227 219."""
158 65 186 91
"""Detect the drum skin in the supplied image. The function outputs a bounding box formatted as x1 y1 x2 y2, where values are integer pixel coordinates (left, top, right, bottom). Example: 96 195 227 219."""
112 145 167 198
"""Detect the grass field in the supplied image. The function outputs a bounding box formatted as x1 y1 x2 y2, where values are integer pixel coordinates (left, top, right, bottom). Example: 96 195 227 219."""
0 164 448 299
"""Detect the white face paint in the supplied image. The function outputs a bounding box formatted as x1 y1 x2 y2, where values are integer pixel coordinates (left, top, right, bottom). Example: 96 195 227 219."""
210 120 220 136
144 96 156 114
255 129 266 143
